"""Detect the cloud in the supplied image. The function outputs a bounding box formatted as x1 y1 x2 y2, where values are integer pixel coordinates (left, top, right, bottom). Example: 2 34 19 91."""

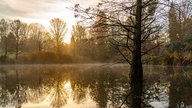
0 0 66 18
0 1 25 18
0 0 99 43
0 0 99 30
0 0 100 19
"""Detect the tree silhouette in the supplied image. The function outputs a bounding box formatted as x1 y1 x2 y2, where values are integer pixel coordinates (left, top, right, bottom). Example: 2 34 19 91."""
27 23 48 52
168 2 179 42
10 20 27 63
0 19 9 62
71 22 87 57
74 0 161 107
50 18 68 53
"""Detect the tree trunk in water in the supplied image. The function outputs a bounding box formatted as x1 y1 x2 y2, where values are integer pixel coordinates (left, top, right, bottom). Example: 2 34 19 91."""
130 55 143 107
130 0 143 107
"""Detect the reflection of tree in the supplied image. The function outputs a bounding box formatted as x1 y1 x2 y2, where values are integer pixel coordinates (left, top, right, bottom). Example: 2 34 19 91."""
50 72 68 108
3 65 187 108
168 68 192 108
107 73 129 108
88 69 111 108
0 87 9 107
27 85 48 103
0 69 10 107
70 67 130 108
90 81 108 108
72 85 86 104
143 72 169 107
26 70 50 103
0 66 72 108
11 70 27 108
0 66 128 108
142 67 192 108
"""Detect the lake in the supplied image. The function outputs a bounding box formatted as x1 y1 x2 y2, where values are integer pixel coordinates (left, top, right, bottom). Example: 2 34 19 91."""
0 64 192 108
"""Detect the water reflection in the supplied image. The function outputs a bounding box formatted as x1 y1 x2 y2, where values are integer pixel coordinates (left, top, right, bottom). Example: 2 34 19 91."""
167 67 192 108
0 68 9 107
0 65 192 108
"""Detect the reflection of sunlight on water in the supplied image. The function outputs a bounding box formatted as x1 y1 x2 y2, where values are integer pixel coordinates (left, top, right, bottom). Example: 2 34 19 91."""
10 81 96 108
64 81 72 93
65 88 97 108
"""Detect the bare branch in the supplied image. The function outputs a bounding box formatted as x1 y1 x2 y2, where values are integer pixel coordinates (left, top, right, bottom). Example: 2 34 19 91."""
141 42 163 56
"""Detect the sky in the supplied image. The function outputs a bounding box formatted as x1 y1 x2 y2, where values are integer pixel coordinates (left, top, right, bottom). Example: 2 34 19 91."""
0 0 99 43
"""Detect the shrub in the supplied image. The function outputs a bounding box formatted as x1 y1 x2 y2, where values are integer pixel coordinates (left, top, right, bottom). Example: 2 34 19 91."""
20 52 73 64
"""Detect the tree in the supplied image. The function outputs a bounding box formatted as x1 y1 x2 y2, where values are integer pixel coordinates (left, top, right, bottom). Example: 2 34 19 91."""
90 10 111 61
74 0 160 107
169 0 192 39
7 32 16 53
71 22 87 56
50 18 68 53
27 23 48 52
168 2 179 42
178 0 192 38
90 10 108 39
10 20 28 63
72 23 87 42
0 19 9 57
182 17 192 38
165 0 192 66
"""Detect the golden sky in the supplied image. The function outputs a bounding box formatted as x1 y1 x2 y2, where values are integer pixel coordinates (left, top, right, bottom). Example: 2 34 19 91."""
0 0 99 43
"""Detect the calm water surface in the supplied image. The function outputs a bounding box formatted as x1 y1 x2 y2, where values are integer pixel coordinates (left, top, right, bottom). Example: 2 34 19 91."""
0 64 191 108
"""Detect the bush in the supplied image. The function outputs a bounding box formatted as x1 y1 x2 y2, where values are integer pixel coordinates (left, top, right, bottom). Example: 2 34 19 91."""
19 52 73 64
0 55 8 64
0 55 15 64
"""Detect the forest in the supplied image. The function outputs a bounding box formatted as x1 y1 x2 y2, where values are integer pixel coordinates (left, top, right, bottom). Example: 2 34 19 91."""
0 17 117 64
0 1 192 66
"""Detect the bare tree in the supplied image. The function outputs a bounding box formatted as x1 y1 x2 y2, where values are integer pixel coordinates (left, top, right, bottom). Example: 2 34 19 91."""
50 18 68 53
71 22 87 56
27 23 48 52
176 0 192 38
0 19 9 57
10 20 28 63
74 0 162 107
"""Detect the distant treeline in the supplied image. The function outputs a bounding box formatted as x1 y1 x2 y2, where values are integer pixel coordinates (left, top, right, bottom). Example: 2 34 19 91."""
0 17 118 64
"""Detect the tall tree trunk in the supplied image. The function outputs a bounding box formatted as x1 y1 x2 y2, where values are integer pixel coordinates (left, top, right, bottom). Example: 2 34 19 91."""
4 37 8 63
15 34 19 64
130 0 143 107
4 37 8 60
38 41 42 52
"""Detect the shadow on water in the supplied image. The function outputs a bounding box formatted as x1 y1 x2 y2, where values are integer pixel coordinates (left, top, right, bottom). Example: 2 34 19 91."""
0 65 192 108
